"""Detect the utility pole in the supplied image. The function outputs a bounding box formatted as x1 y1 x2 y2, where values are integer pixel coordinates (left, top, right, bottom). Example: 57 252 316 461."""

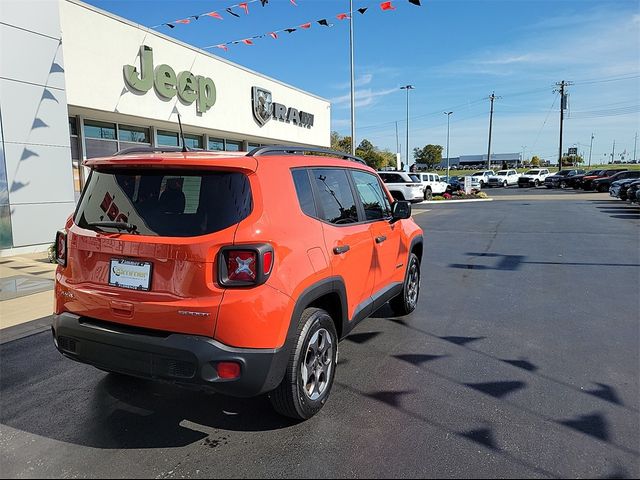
401 85 415 171
588 133 594 167
555 80 572 171
486 92 498 170
349 0 355 155
634 132 638 162
445 111 453 175
611 140 616 164
395 121 401 170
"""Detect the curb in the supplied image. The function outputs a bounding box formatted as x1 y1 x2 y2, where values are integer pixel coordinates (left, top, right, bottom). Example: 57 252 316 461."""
419 198 494 205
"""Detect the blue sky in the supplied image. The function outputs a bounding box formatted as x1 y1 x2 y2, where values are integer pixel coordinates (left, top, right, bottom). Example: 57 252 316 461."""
86 0 639 164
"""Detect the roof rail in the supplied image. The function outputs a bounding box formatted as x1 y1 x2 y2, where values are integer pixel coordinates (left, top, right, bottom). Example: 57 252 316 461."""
247 146 366 165
114 146 189 156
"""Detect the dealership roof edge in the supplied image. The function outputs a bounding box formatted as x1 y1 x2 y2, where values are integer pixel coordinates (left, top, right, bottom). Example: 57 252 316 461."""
67 0 330 104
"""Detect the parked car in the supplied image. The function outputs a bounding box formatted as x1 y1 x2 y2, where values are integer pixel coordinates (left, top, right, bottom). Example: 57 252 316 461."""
544 169 586 189
415 172 449 199
567 169 602 189
609 178 633 198
470 170 496 188
592 170 640 192
52 145 424 420
487 169 520 188
377 171 425 202
628 181 640 203
582 169 628 191
445 176 462 191
617 178 640 201
518 168 551 187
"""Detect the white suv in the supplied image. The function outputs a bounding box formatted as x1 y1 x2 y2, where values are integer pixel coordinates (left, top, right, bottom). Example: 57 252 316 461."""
377 171 425 203
487 169 520 187
415 172 449 199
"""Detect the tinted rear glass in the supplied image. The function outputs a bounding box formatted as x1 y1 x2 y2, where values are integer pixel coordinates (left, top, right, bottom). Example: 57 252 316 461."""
75 169 252 237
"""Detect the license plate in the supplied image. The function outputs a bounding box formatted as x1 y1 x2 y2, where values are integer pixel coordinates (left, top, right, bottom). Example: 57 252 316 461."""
109 259 152 291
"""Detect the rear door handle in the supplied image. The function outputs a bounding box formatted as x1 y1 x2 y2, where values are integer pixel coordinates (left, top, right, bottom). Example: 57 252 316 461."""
375 235 387 244
333 245 350 255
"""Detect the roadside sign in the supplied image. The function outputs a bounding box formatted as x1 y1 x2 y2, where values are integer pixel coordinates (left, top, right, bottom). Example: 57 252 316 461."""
464 176 472 194
568 147 578 156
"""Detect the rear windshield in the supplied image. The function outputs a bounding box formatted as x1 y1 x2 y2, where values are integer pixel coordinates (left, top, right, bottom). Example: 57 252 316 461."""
409 174 421 182
75 169 252 237
525 170 540 175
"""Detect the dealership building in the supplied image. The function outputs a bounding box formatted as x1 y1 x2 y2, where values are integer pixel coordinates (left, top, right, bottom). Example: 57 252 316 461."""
0 0 331 253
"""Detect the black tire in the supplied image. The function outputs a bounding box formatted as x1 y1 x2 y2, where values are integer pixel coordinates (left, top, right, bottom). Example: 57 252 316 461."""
518 184 524 188
560 181 567 189
269 308 338 420
391 191 405 201
424 187 432 200
479 180 484 188
597 184 606 193
503 181 508 188
390 252 420 316
534 179 540 187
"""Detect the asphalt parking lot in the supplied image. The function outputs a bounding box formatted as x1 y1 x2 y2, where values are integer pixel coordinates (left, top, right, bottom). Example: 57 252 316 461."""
1 190 638 478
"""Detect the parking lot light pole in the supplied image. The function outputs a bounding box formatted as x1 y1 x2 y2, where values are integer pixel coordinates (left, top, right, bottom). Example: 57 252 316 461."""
445 111 453 175
588 133 594 167
401 85 414 171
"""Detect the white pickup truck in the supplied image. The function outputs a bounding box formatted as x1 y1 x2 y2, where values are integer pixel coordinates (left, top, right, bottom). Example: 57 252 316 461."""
470 170 496 189
415 172 449 199
517 168 551 188
487 169 520 187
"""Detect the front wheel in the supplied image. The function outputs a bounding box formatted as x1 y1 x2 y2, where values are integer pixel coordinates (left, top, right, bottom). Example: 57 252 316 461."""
503 181 508 188
424 187 432 200
534 179 540 187
560 181 567 189
390 253 420 316
269 308 337 420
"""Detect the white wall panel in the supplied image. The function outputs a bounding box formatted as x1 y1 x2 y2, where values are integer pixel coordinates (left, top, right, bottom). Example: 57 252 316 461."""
3 143 74 205
0 24 66 90
0 80 70 146
10 202 75 247
0 0 62 39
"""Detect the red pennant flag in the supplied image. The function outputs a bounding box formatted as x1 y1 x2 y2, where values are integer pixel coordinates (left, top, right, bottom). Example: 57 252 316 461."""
206 11 223 20
380 1 395 10
175 18 190 24
242 39 254 45
336 13 350 20
290 0 297 5
215 44 228 51
300 22 311 29
269 32 278 39
239 2 249 14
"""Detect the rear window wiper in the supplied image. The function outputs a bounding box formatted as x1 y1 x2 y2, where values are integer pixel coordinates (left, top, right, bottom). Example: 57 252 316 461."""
86 221 138 233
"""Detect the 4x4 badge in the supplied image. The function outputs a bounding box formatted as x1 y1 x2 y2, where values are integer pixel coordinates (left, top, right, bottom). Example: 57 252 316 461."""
252 87 273 126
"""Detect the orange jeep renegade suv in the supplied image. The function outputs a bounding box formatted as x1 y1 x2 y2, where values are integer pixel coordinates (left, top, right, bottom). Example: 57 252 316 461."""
52 146 423 420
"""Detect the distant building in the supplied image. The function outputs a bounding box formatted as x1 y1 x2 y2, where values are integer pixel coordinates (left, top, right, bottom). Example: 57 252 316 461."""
415 153 522 171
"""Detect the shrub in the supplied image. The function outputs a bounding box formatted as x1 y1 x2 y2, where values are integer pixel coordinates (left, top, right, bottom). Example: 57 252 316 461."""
432 196 446 201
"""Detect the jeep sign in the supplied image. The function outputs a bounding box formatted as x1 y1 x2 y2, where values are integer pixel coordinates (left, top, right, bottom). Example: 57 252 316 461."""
124 46 216 114
252 87 314 129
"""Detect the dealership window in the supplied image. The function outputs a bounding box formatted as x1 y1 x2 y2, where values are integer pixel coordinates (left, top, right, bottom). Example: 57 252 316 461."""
119 125 150 143
157 130 179 146
68 117 82 200
84 120 118 158
208 138 225 151
225 140 242 152
248 143 261 150
183 134 203 150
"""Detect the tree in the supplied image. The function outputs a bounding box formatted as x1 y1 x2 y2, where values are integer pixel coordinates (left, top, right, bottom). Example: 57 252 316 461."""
561 154 584 166
530 155 541 166
330 131 352 154
413 144 443 169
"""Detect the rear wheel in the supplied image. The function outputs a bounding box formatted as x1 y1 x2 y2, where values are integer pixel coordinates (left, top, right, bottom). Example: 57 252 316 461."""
424 187 432 200
560 181 567 189
390 253 420 316
270 308 337 420
503 181 508 188
534 179 540 187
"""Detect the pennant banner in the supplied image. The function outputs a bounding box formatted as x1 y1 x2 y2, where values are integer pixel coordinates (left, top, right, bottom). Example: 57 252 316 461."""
163 1 425 52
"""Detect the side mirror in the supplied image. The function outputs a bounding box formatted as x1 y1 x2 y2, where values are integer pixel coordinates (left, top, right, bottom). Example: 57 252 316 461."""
391 200 411 223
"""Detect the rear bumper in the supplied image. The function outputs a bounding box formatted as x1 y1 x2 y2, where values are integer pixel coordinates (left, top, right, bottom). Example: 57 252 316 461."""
52 313 288 397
